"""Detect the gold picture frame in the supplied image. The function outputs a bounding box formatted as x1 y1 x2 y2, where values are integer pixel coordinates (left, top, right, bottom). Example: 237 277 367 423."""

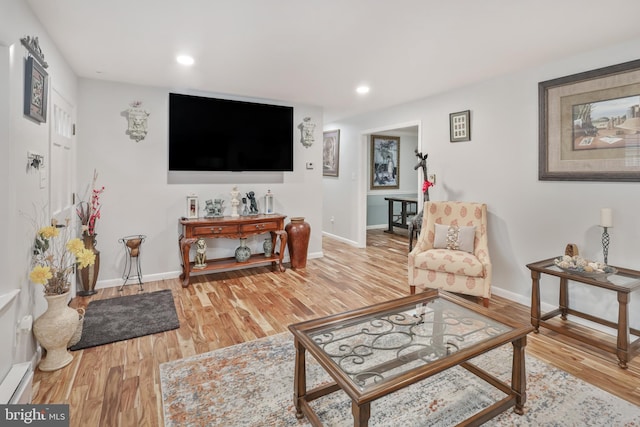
539 59 640 181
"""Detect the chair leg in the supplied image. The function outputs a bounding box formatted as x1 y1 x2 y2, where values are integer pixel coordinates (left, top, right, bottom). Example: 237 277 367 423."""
410 285 416 295
482 297 490 308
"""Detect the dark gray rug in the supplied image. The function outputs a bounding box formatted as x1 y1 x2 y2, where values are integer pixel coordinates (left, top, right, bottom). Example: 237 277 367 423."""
70 289 180 350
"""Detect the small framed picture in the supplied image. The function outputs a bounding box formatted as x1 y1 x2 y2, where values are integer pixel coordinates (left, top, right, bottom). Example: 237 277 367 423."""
24 56 48 123
450 110 470 142
186 196 199 219
323 129 340 177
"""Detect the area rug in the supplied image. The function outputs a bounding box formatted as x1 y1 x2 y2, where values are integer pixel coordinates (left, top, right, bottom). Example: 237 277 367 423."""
160 333 640 426
70 289 179 350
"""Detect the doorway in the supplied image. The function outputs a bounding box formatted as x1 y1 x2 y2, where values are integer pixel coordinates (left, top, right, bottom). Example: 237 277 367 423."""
358 121 422 248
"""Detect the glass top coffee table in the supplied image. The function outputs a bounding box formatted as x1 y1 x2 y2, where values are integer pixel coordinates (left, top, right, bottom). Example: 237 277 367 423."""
288 289 533 426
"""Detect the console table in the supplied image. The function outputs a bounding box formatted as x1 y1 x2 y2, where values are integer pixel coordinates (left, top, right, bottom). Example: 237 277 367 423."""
527 257 640 368
384 196 418 233
179 214 287 287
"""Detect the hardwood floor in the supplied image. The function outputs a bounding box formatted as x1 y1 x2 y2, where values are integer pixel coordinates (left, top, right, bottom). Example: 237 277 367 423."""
32 230 640 426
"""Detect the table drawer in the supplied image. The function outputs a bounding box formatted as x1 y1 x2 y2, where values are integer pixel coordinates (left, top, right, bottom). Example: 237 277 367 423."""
240 221 279 233
192 224 239 236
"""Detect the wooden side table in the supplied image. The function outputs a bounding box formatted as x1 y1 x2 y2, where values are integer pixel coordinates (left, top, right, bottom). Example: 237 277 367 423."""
383 196 418 233
179 214 287 287
527 257 640 368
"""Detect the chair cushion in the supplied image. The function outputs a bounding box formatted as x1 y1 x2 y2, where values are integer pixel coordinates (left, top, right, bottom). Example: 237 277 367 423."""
413 248 485 277
433 224 475 253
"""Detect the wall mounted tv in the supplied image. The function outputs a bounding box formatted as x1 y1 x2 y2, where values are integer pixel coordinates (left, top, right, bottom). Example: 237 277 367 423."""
169 93 294 172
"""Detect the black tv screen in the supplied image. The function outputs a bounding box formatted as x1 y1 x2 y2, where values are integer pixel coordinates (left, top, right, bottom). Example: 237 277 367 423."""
169 93 294 172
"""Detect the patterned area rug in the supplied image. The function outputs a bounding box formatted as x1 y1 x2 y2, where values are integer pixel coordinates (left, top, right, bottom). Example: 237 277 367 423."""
160 333 640 426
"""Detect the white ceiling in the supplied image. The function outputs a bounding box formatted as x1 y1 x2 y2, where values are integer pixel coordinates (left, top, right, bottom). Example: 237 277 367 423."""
26 0 640 122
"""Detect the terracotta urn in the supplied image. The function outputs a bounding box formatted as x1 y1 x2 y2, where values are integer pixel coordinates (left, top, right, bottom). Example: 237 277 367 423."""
285 217 311 269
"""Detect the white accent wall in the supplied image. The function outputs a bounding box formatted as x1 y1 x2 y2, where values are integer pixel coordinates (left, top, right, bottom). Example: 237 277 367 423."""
77 79 324 287
324 37 640 330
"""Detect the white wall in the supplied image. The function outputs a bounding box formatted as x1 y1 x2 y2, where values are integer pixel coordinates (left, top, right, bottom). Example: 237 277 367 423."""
1 0 79 379
324 37 640 330
77 79 324 287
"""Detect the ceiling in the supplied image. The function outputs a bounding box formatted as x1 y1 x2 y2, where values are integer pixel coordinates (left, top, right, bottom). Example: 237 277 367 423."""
26 0 640 122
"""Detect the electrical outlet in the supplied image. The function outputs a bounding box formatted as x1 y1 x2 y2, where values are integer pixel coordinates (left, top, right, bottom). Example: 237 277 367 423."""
428 174 436 185
306 162 314 169
330 216 335 223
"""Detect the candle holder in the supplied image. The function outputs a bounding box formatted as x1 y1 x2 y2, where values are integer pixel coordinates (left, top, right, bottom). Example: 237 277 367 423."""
600 226 610 265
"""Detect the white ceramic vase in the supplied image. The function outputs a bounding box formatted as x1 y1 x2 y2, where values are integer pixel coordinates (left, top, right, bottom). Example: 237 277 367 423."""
33 292 79 371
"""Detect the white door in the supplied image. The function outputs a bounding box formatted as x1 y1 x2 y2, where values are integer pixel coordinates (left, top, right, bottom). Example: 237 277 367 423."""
49 88 77 297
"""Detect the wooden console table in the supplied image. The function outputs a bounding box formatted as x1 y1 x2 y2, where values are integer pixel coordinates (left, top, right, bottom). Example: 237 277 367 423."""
179 214 287 287
384 196 418 233
527 257 640 368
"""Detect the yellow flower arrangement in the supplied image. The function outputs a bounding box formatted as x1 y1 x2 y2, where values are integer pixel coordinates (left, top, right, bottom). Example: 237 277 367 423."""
30 219 96 295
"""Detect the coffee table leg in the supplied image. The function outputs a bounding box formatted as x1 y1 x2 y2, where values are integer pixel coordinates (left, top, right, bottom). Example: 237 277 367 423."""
512 335 527 415
352 401 370 427
293 338 306 419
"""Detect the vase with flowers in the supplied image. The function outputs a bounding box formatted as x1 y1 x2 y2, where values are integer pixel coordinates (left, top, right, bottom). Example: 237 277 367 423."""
30 219 96 371
76 169 104 296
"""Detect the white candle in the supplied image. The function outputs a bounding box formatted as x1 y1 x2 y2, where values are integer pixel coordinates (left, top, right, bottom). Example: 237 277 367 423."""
600 208 613 228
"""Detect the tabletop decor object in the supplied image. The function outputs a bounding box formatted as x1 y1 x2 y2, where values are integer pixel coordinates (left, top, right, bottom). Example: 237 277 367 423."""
553 255 616 278
600 207 613 264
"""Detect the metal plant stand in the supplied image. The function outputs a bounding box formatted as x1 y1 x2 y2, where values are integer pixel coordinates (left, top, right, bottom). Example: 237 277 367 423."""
119 235 146 292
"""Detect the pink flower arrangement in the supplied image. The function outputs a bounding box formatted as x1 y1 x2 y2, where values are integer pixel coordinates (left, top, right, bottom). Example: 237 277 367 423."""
77 170 104 236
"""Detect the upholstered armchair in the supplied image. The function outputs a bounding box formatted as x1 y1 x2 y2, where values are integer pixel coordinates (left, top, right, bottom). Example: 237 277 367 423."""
408 201 492 307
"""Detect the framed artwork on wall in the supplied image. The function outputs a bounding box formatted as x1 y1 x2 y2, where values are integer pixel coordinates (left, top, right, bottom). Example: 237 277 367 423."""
186 195 199 219
449 110 470 142
370 135 400 190
323 130 340 177
24 56 48 123
539 59 640 181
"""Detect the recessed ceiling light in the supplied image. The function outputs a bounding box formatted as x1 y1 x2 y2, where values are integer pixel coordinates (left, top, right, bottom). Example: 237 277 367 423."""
176 55 194 66
356 85 370 94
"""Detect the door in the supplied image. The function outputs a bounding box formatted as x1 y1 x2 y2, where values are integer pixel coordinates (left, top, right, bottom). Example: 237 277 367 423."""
49 88 77 297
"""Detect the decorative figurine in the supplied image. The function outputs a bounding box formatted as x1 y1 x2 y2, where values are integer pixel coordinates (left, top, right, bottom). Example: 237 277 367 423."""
241 197 249 216
298 117 315 148
246 191 259 215
194 238 207 269
204 199 224 218
125 101 150 142
230 186 240 217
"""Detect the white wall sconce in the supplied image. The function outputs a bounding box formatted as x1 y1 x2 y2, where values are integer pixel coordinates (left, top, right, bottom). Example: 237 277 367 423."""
298 117 315 148
125 101 150 142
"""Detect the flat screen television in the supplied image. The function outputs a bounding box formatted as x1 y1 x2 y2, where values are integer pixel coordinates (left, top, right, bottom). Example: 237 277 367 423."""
169 93 294 172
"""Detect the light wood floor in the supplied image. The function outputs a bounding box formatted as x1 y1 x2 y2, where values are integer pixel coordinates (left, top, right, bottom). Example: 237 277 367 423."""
32 230 640 426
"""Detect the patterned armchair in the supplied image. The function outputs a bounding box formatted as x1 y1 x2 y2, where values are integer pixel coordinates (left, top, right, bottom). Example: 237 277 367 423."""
408 201 492 307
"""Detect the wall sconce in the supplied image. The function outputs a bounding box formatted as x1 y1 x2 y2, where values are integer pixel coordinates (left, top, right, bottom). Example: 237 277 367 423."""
27 151 44 170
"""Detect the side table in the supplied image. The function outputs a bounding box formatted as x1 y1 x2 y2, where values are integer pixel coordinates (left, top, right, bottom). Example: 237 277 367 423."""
527 257 640 368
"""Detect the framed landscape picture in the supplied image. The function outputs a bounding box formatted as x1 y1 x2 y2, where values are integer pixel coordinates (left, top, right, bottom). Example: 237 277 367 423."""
323 130 340 177
370 135 400 189
24 56 48 123
539 59 640 181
